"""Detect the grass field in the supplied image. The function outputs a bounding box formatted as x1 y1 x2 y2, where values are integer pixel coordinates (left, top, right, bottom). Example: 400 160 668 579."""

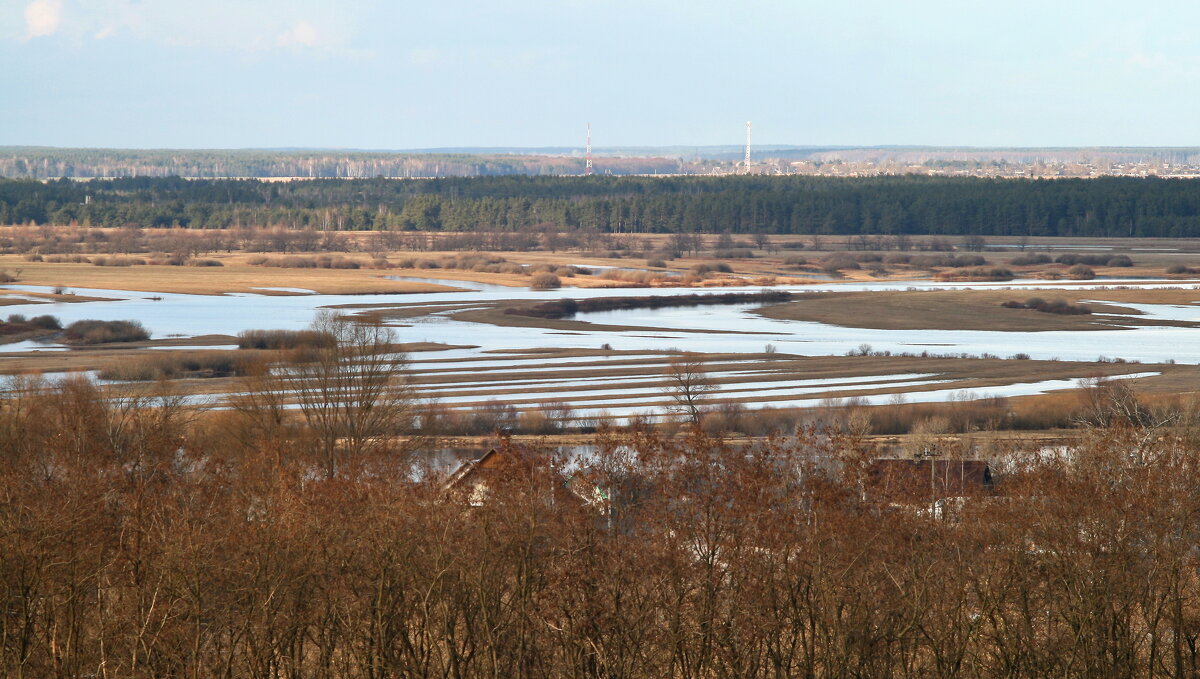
756 288 1200 332
0 254 460 295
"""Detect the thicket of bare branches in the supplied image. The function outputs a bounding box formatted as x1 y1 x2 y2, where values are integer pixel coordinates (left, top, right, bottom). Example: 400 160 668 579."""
1 376 1198 679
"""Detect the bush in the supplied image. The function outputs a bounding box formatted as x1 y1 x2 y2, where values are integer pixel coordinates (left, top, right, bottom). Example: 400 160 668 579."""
29 314 61 329
508 291 794 319
1066 264 1095 280
62 319 150 345
690 262 734 276
236 329 335 350
1167 264 1200 275
98 350 259 381
1055 253 1131 267
91 256 144 267
1001 298 1091 315
187 258 224 267
529 273 562 290
147 255 187 266
248 255 363 269
936 266 1014 281
0 313 60 336
646 258 667 268
1010 253 1052 266
819 255 859 273
910 254 987 268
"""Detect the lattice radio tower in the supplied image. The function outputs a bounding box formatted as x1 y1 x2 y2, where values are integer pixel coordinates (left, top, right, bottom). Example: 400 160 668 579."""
585 123 593 175
742 120 753 174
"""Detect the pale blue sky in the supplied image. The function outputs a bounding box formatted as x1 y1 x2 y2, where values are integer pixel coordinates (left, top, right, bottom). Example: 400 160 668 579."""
3 0 1200 149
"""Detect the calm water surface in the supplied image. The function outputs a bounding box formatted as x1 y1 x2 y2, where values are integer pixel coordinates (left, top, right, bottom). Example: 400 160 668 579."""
1 277 1198 364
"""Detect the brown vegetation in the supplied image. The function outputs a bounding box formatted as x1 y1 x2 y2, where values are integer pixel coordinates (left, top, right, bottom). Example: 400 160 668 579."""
0 312 60 341
935 265 1014 281
528 272 562 290
506 291 794 319
754 289 1182 332
1001 297 1092 315
1066 263 1096 279
3 384 1200 677
62 319 150 344
236 328 336 350
98 350 261 381
249 254 370 269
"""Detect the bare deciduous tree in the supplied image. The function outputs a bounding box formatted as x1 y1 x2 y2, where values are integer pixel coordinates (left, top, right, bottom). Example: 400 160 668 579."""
283 311 418 477
663 355 716 426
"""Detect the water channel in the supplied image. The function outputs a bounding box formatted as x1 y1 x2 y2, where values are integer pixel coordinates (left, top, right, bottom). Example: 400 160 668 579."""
1 277 1197 364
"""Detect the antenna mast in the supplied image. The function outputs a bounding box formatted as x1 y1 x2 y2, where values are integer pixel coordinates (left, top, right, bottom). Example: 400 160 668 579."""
585 123 593 175
743 120 753 174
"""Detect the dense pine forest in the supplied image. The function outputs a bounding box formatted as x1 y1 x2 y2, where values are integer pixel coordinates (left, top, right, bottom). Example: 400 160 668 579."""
3 175 1200 237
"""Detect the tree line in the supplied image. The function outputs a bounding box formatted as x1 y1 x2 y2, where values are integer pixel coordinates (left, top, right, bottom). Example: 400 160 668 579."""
0 148 683 180
3 175 1200 237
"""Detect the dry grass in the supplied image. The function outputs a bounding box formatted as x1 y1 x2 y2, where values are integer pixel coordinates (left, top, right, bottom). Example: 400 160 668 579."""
0 254 457 295
11 233 1192 297
756 289 1200 332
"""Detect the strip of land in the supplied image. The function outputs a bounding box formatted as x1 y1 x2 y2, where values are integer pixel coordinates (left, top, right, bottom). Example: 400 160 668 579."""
0 255 461 295
756 289 1200 332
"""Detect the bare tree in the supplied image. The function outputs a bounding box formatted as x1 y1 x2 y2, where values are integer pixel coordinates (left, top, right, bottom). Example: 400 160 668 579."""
961 234 987 252
228 357 293 454
285 310 418 477
1076 376 1152 428
663 355 716 426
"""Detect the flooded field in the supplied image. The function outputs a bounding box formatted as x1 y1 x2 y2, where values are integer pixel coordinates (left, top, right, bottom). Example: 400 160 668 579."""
0 276 1195 418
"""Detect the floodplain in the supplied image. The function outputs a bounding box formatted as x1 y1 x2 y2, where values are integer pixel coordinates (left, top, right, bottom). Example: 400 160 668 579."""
0 229 1198 447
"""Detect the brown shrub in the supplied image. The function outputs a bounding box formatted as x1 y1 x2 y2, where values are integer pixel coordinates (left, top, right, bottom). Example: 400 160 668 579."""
529 273 561 290
62 319 150 344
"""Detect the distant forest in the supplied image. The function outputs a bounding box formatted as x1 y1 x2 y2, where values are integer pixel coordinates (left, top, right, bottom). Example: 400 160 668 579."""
0 148 683 179
3 175 1200 237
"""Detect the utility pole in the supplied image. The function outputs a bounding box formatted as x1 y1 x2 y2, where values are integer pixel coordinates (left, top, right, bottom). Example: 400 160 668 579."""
743 121 753 174
585 123 593 176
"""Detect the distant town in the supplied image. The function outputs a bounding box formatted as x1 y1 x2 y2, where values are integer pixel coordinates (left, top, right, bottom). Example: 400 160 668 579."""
5 145 1200 180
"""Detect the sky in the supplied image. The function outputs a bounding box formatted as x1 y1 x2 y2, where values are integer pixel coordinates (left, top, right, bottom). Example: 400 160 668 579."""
3 0 1200 149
